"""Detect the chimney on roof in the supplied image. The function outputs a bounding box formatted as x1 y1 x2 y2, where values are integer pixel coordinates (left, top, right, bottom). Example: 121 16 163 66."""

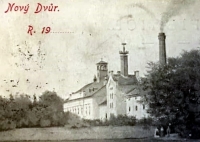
134 71 139 81
119 43 129 76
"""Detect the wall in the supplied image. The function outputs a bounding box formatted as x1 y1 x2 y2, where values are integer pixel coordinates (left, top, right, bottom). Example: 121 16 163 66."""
126 96 149 119
99 104 107 121
106 76 117 119
115 90 126 116
63 97 97 120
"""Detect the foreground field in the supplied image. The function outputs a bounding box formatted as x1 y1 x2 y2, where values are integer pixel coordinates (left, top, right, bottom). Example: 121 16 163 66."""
0 126 154 141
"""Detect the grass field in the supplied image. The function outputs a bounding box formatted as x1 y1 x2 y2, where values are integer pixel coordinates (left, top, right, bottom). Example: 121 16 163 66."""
0 126 155 141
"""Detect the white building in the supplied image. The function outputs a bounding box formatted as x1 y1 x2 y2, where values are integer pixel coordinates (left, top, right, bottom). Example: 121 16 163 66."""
126 93 149 119
105 44 148 120
63 43 149 120
63 60 108 120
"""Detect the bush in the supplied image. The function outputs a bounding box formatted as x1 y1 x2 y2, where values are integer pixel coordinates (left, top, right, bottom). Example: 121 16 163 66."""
40 119 51 127
0 120 16 131
108 114 136 126
0 91 70 131
137 117 153 126
80 115 136 127
83 119 102 126
136 117 153 130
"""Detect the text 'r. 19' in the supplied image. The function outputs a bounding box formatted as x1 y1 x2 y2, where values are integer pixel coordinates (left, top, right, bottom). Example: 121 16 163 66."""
27 25 51 36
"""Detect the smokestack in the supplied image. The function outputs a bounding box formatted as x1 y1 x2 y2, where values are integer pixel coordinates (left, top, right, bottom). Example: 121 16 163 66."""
158 33 166 65
119 43 129 76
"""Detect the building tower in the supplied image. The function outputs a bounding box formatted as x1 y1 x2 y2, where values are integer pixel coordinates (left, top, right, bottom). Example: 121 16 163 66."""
96 59 108 82
119 43 129 77
158 33 167 65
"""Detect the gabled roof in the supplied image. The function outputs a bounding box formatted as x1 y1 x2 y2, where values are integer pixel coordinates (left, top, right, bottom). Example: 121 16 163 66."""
99 100 107 106
73 83 93 94
112 74 138 85
118 85 138 94
92 87 107 105
67 81 106 102
107 73 141 97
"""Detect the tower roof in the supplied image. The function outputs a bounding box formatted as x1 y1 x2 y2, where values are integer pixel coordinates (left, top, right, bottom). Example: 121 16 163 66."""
96 60 107 64
119 43 129 54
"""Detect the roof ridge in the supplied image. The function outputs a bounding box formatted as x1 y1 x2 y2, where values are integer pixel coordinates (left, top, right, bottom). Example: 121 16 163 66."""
73 82 93 94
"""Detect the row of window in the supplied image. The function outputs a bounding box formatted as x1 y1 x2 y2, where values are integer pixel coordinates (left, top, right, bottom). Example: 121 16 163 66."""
66 104 91 115
128 105 145 112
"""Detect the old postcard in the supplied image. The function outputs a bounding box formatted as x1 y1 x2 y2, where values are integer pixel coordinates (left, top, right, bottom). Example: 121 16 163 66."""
0 0 200 141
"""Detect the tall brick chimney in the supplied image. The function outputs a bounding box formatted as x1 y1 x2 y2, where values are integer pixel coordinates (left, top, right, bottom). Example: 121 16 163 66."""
119 43 129 76
158 33 166 65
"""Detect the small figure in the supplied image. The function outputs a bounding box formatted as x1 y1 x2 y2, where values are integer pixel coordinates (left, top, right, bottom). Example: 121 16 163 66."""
154 127 160 138
167 125 171 137
160 126 164 137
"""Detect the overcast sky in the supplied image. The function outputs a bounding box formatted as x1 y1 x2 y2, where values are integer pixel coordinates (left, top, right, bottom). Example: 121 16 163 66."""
0 0 200 99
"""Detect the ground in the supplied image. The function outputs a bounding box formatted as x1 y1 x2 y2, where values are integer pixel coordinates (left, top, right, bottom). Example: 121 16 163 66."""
0 126 154 141
0 126 200 141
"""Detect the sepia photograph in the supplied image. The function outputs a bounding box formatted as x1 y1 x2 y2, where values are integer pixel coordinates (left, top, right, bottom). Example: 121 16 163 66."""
0 0 200 141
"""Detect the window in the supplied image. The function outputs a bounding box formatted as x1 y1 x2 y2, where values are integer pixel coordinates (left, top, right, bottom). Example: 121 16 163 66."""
85 105 87 114
110 103 113 108
143 104 145 110
106 113 107 119
129 107 131 112
135 106 138 111
110 93 114 99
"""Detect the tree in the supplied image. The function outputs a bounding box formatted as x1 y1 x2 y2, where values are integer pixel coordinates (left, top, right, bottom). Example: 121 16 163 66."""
39 91 64 112
142 49 200 138
38 91 65 126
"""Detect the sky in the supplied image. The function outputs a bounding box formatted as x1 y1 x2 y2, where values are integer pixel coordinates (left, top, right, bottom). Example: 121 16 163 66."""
0 0 200 99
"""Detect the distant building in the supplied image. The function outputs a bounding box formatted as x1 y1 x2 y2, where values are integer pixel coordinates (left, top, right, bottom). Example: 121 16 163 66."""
105 43 148 120
63 60 108 120
63 43 149 120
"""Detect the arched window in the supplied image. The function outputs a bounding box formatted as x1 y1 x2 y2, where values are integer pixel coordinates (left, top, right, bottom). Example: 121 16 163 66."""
129 107 131 112
135 106 138 111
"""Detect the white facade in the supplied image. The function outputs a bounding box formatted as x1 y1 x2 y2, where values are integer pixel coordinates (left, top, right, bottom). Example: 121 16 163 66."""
126 96 149 119
99 104 107 121
63 97 100 120
106 71 149 120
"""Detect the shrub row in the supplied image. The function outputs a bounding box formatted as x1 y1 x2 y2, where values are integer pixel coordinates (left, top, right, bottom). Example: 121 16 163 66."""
0 91 68 131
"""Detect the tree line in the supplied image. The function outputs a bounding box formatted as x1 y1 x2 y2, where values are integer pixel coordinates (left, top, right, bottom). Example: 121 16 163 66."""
0 91 67 131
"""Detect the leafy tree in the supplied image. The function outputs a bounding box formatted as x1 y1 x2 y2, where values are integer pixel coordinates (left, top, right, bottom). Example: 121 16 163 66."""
0 91 67 131
39 91 63 112
142 49 200 138
38 91 65 127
